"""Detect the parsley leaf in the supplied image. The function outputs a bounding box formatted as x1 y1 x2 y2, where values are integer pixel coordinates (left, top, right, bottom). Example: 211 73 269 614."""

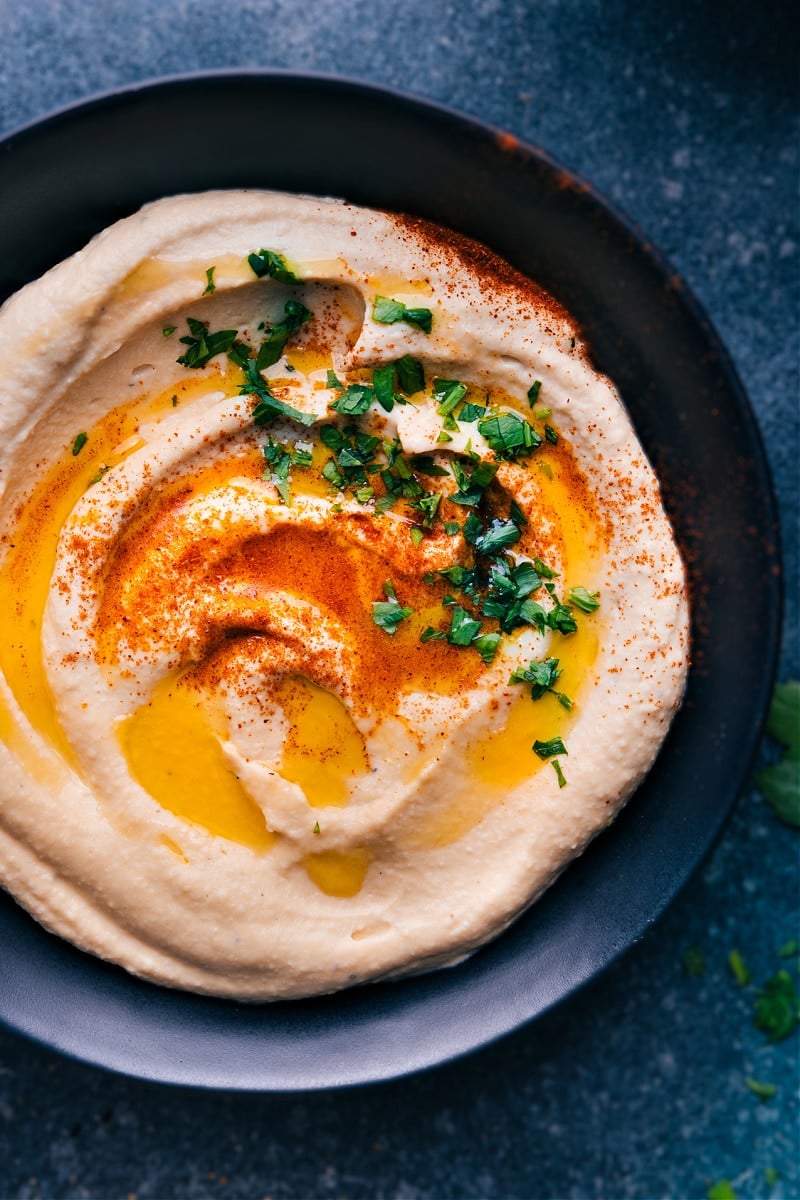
473 632 501 664
331 384 375 416
728 948 750 986
757 680 800 827
682 946 706 977
177 317 238 368
203 266 216 295
707 1182 737 1200
162 325 176 338
754 970 800 1041
552 759 567 788
448 604 482 647
478 411 542 459
372 580 412 635
473 520 521 556
527 380 542 406
568 586 600 613
395 354 425 395
256 299 312 370
71 432 88 456
240 359 315 428
372 364 397 412
372 296 433 333
533 737 568 759
248 249 300 284
745 1078 777 1101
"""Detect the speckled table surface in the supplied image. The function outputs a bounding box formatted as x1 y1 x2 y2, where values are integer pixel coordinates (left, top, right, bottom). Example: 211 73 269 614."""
0 3 797 1199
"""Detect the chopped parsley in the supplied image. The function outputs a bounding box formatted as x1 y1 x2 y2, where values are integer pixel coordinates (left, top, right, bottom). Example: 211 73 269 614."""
177 317 238 368
395 354 425 395
509 658 572 710
533 737 568 760
527 380 542 407
313 820 321 835
682 946 706 977
248 249 300 284
71 432 88 456
478 411 541 459
372 364 398 412
262 437 312 505
568 586 600 613
88 464 111 486
241 360 315 428
162 325 176 338
203 266 216 294
744 1078 777 1101
728 948 750 986
707 1182 736 1200
447 604 482 647
753 970 800 1041
757 680 799 827
552 759 567 788
471 519 521 557
371 580 412 635
372 296 433 333
256 300 312 370
330 384 376 417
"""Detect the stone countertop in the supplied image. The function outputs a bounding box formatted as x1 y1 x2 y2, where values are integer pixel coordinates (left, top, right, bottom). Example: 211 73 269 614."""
0 2 797 1198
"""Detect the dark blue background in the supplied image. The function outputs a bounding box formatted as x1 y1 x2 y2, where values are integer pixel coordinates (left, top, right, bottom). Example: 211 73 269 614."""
0 3 797 1197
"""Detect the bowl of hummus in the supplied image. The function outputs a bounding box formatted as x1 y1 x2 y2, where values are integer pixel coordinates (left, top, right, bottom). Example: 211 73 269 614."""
0 74 779 1087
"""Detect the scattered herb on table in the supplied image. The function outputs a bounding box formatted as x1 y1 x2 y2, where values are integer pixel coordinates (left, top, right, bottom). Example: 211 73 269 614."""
728 948 751 986
756 680 799 827
753 969 800 1041
744 1078 777 1101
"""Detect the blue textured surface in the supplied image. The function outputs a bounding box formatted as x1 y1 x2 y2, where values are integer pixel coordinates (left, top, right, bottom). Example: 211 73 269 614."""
0 3 797 1198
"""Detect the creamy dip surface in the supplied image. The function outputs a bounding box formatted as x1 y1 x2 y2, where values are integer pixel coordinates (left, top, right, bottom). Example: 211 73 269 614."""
0 191 689 999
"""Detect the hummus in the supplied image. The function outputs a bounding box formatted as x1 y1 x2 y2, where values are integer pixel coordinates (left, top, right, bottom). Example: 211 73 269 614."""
0 190 689 1000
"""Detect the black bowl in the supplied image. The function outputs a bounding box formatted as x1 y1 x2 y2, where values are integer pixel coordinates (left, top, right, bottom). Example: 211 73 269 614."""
0 71 781 1090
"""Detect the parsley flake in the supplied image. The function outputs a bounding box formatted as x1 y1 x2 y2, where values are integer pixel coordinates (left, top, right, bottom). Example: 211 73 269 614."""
162 325 176 338
248 249 300 284
256 299 312 370
682 946 706 977
478 411 541 459
533 737 568 759
745 1078 777 1101
177 317 238 369
203 266 216 295
707 1182 737 1200
552 759 567 788
527 380 542 406
241 360 315 428
757 680 800 827
728 948 750 986
754 970 800 1041
372 580 412 635
568 587 600 613
372 296 433 333
71 432 88 456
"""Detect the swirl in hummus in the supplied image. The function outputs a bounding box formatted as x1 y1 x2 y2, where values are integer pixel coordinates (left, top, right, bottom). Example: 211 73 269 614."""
0 191 689 999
